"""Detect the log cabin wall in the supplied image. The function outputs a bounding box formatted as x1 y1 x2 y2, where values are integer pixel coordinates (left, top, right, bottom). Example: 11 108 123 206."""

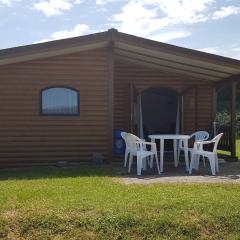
114 60 214 137
196 85 214 131
0 49 110 166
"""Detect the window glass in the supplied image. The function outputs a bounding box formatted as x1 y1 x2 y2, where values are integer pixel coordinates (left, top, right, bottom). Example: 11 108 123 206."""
41 87 79 115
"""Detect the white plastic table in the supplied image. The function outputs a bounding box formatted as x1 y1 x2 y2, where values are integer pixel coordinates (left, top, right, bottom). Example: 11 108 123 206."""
148 134 190 173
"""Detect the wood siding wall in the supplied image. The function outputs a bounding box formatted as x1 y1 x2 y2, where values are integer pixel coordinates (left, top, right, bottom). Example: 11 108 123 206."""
197 85 214 131
0 52 214 165
114 60 214 136
0 49 109 166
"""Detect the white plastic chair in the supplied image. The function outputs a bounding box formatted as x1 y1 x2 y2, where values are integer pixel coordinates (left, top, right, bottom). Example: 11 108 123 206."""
121 132 149 168
121 132 130 167
189 133 223 175
178 131 209 165
126 133 160 176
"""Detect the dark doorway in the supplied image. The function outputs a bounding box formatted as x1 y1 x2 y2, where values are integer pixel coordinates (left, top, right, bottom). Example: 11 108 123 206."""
141 88 179 141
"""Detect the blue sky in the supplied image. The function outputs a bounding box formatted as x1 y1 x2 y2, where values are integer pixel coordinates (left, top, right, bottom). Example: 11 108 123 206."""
1 0 240 59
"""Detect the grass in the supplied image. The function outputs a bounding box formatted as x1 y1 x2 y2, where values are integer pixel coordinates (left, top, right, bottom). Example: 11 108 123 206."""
218 139 240 158
0 166 240 239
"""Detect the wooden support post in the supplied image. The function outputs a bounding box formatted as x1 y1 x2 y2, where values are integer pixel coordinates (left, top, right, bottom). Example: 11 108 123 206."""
212 86 217 122
212 86 217 136
107 41 114 163
230 79 237 159
181 95 184 134
194 86 198 131
130 82 134 133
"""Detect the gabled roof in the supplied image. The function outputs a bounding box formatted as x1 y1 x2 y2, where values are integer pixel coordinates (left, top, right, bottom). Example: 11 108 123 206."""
0 28 240 83
0 31 110 65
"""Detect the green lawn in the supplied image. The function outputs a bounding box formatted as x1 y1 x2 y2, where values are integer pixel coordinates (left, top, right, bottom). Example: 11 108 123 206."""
218 139 240 158
235 139 240 157
0 166 240 240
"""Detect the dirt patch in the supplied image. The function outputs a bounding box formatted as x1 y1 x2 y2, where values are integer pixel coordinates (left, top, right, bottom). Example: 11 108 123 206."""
115 160 240 184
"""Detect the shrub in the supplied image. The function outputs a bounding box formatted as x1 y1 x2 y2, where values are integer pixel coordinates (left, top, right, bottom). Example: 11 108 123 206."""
216 111 240 137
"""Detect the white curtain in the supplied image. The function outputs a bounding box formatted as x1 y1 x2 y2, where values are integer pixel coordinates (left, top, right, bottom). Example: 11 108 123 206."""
42 88 78 114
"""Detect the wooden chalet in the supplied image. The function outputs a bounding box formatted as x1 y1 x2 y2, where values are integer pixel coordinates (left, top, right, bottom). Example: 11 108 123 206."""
0 29 239 166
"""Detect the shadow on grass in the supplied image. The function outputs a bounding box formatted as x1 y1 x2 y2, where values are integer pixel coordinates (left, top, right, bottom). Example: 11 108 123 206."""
1 159 240 182
0 164 118 181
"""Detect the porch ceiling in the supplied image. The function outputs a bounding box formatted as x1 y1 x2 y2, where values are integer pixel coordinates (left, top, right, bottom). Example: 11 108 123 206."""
114 42 240 82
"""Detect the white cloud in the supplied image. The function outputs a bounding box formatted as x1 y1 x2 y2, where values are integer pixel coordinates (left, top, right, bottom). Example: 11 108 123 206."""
96 0 112 4
233 47 240 52
198 47 218 54
155 0 214 23
34 38 52 44
0 0 21 7
111 0 240 41
112 0 215 37
95 0 125 5
113 1 168 36
34 0 82 16
225 52 240 60
148 30 191 42
51 24 90 39
231 47 240 59
212 6 240 20
0 0 11 5
198 46 240 60
34 24 90 43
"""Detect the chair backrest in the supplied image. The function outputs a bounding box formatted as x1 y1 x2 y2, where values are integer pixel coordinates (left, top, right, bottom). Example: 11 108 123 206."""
121 132 128 141
191 131 209 141
121 131 130 150
212 133 224 153
125 133 142 155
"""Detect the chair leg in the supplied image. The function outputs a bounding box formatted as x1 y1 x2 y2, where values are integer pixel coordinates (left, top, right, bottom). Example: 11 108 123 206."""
173 139 178 167
146 156 149 167
150 138 155 168
137 155 143 176
189 154 195 174
177 148 180 164
188 151 191 162
147 156 151 168
142 157 147 171
183 139 189 172
149 156 153 168
124 150 129 167
209 156 216 175
189 153 195 174
195 155 200 170
177 140 182 164
154 152 160 175
203 157 206 167
215 154 219 172
128 154 133 173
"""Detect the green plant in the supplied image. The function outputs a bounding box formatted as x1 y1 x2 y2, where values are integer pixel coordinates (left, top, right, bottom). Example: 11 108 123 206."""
0 166 240 239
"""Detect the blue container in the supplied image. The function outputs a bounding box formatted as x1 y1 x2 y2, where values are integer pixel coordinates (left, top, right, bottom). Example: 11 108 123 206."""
114 129 125 155
114 129 122 138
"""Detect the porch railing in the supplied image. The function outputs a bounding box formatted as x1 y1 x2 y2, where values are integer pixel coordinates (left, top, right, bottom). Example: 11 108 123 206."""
216 124 231 151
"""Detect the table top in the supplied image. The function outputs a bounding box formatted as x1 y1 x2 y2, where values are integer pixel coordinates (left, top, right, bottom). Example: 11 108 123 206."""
149 134 190 140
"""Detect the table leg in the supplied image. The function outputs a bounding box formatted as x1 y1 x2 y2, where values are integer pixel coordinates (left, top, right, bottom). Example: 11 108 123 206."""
142 158 147 171
183 139 189 171
173 139 178 167
160 139 164 172
150 138 155 168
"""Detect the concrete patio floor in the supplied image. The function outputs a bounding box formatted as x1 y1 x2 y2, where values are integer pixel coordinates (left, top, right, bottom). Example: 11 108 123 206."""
116 158 240 184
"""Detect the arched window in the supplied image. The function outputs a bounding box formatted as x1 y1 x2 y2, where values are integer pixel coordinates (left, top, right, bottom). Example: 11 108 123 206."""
41 87 79 115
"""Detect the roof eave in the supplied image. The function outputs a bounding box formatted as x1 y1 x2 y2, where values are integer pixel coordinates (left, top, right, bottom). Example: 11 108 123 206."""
0 29 240 83
0 30 112 66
